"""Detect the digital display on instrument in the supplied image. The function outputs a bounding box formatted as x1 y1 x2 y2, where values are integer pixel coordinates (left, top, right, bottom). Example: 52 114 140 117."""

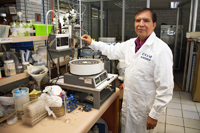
95 77 100 85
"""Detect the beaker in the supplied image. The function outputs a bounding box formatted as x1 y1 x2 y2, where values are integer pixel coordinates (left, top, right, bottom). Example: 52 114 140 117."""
12 87 30 119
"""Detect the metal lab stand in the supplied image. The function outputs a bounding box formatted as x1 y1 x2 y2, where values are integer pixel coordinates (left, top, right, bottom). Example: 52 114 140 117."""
47 48 75 80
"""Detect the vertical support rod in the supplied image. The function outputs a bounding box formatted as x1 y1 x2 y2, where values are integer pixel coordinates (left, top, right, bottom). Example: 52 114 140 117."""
192 0 198 32
174 7 179 69
182 0 193 90
24 0 27 22
122 0 125 42
46 10 58 80
80 0 82 48
188 0 193 32
57 0 60 18
100 0 103 37
147 0 150 8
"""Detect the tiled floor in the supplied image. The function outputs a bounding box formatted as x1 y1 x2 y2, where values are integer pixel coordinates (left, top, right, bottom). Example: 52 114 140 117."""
157 91 200 133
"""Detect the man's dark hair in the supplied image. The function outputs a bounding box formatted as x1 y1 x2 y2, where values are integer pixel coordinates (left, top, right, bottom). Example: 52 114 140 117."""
135 7 157 23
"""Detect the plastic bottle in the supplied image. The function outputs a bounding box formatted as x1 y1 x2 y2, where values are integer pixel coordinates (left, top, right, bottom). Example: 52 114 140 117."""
10 20 18 37
25 20 31 36
29 20 34 36
92 125 99 133
18 21 26 37
4 60 16 76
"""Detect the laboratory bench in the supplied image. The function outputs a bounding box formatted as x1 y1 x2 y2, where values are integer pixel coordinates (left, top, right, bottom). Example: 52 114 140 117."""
0 88 121 133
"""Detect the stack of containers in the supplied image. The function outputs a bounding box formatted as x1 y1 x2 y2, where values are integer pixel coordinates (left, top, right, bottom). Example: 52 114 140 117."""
49 92 66 117
21 99 47 126
49 107 65 117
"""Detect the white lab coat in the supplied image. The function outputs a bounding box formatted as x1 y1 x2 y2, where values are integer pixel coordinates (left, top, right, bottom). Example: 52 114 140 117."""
90 32 174 133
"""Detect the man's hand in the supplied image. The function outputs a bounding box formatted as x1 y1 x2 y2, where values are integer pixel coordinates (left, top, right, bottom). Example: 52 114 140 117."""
146 116 157 130
81 34 92 45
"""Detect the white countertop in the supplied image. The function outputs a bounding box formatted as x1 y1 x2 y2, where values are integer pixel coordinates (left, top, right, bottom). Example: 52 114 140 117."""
0 88 120 133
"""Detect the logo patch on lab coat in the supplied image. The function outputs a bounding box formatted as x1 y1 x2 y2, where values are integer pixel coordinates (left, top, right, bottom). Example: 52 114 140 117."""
140 53 152 61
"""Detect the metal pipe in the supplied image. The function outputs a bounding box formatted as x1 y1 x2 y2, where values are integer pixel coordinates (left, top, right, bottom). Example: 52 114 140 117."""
80 0 82 48
24 0 27 22
57 0 60 18
46 10 58 38
47 0 49 23
52 0 54 19
43 0 45 24
192 0 198 32
188 0 193 32
45 10 58 80
122 0 125 42
100 0 103 37
182 0 193 90
174 7 179 70
147 0 150 8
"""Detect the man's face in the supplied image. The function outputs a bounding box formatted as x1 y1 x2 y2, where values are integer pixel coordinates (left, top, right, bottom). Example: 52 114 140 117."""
135 10 156 40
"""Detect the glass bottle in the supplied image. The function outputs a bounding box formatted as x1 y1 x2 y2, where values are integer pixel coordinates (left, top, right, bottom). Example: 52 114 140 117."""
16 65 23 74
10 20 18 37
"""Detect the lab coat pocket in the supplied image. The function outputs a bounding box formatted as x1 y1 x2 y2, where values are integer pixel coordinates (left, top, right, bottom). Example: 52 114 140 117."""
130 92 148 118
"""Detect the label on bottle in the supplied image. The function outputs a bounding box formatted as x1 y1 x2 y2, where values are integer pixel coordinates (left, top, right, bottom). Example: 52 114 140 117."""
18 28 25 37
25 28 31 36
11 28 18 37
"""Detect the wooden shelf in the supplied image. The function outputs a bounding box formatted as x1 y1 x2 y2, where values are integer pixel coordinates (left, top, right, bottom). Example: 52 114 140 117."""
0 36 47 44
0 72 30 86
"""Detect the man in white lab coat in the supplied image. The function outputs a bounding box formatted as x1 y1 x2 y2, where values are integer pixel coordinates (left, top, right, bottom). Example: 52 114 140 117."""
81 8 174 133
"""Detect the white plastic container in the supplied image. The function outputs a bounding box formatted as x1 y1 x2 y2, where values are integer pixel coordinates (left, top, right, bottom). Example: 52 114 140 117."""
12 87 30 112
0 25 10 37
4 60 16 76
